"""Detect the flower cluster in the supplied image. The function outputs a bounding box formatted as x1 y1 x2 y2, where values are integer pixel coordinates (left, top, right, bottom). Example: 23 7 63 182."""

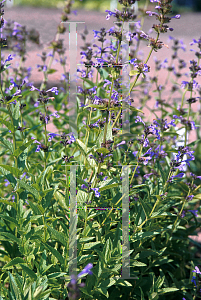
67 263 93 300
81 178 100 199
60 132 76 146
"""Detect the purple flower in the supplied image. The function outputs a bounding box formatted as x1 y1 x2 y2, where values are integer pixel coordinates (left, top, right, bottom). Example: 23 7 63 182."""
191 276 197 287
190 37 201 46
188 210 198 217
181 81 189 89
93 30 101 38
50 111 60 118
69 134 76 144
190 121 196 130
192 266 201 274
77 263 93 278
173 173 185 178
116 141 126 148
143 138 149 147
31 137 43 152
146 11 159 17
144 173 154 179
4 179 10 187
190 173 201 180
46 87 59 95
4 54 14 65
134 116 145 126
105 10 116 20
172 14 180 19
132 151 138 157
20 172 29 180
143 64 149 73
30 85 59 95
186 195 194 201
103 79 112 88
91 188 100 198
181 80 198 90
48 133 60 142
139 156 152 165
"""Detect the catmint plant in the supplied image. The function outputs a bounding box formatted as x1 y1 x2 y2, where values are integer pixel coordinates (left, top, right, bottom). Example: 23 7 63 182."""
0 0 200 299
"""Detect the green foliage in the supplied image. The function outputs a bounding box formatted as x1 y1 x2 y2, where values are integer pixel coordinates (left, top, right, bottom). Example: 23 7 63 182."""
0 0 201 299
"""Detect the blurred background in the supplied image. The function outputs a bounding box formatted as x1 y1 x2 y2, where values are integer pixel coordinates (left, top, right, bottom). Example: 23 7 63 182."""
4 0 201 12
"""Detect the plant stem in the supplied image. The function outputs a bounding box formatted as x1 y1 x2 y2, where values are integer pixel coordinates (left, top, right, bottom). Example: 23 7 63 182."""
102 22 124 145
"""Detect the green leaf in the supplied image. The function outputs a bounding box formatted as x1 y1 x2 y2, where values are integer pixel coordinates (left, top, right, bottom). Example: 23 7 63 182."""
132 260 147 267
13 102 20 127
157 161 166 184
95 287 109 298
54 190 68 210
6 95 22 105
80 77 95 87
0 232 20 244
84 104 105 110
0 214 19 227
124 102 144 114
76 138 96 168
129 70 140 76
0 136 14 153
13 139 35 157
47 272 67 279
160 287 179 294
42 242 65 265
83 241 101 250
155 275 165 289
19 264 37 280
8 272 21 300
97 124 113 148
97 277 117 289
0 165 22 178
79 237 95 242
0 198 16 208
1 63 11 72
47 225 68 246
76 138 88 154
138 196 151 219
77 190 88 206
26 200 43 216
17 180 40 200
95 148 110 155
98 68 110 80
2 257 25 270
133 230 162 242
98 179 120 192
46 68 57 74
0 116 15 132
36 165 53 188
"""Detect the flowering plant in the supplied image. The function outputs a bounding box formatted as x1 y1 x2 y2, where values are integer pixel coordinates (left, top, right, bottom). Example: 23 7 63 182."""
0 0 201 299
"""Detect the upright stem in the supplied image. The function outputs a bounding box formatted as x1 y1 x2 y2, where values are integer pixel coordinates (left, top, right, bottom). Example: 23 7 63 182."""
40 32 60 92
65 145 69 203
103 23 124 145
43 103 48 171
